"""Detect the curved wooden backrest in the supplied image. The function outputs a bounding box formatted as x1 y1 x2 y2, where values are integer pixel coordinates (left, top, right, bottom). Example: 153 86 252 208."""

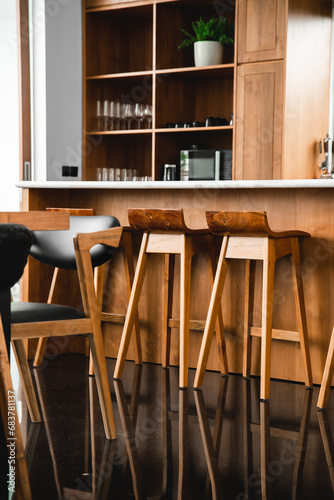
46 207 95 216
206 211 310 238
128 208 208 234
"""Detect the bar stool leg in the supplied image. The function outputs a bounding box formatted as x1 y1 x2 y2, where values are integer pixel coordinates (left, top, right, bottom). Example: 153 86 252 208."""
114 233 149 379
317 326 334 409
11 340 41 422
194 236 229 388
179 236 192 388
33 267 61 367
243 260 256 378
122 232 142 365
89 264 106 375
260 239 275 401
162 254 175 368
290 238 313 388
207 236 228 375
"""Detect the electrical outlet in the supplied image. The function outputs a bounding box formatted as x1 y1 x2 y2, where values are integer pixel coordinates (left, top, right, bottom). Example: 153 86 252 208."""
62 166 70 177
62 166 78 177
70 166 78 177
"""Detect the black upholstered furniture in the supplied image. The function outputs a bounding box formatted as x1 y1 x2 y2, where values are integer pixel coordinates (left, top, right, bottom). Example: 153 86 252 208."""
0 223 33 500
0 224 32 354
10 215 122 440
11 215 119 329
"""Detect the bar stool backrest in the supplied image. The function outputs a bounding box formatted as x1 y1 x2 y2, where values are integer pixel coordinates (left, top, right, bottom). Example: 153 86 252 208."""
30 215 120 270
206 211 310 238
128 208 208 234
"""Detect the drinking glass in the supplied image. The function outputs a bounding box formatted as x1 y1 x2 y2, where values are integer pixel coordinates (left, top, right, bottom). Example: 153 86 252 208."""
114 101 121 130
108 168 115 181
102 100 109 131
134 103 144 129
124 103 134 130
109 101 115 130
144 104 153 129
96 168 102 181
120 103 126 130
102 168 108 181
96 100 102 131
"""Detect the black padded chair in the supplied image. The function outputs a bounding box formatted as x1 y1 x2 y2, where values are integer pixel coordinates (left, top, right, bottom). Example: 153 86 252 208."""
0 223 33 500
10 215 122 440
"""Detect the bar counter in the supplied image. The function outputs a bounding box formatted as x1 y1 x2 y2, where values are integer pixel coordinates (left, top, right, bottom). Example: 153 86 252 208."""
17 179 334 386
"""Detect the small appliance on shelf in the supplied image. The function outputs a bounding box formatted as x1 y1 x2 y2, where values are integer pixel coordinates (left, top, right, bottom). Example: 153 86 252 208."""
180 146 232 181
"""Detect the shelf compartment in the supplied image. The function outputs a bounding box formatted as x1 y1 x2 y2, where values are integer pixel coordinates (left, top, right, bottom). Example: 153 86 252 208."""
84 134 152 181
156 1 235 70
155 73 234 129
85 5 153 76
85 78 153 132
154 129 233 180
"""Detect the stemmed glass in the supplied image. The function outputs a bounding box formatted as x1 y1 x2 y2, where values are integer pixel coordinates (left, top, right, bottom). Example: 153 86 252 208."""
144 104 153 129
102 100 109 131
124 103 134 130
134 103 144 129
96 100 102 131
109 101 115 131
114 101 121 130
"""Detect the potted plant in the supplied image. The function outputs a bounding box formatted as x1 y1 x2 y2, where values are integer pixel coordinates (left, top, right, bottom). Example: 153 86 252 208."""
178 16 234 67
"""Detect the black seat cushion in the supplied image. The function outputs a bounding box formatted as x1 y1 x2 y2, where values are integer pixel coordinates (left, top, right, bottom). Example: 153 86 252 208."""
30 215 120 270
11 302 85 323
0 224 32 295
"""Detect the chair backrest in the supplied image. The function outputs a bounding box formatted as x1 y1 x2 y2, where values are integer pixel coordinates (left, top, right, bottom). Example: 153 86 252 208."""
0 224 32 294
30 215 120 270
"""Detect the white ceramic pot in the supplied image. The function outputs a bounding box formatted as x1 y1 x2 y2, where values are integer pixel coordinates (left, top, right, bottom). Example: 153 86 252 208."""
194 41 223 67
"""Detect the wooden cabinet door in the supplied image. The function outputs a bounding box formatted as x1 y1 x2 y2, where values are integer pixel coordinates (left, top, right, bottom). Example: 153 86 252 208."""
235 61 284 180
238 0 287 63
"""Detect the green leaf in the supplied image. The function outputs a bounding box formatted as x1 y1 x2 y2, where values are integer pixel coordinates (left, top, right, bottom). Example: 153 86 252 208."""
178 16 234 50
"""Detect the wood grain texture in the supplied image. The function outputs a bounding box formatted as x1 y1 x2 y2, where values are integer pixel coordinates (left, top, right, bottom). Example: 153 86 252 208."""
235 60 284 180
46 207 95 216
128 208 209 234
17 0 31 182
21 186 334 386
238 0 287 63
206 211 310 237
0 211 69 231
317 326 334 408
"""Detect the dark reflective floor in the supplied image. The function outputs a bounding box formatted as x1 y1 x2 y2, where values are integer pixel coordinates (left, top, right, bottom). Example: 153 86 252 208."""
9 354 334 499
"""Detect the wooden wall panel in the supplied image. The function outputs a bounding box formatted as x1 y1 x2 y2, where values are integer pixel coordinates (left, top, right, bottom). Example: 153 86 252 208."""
235 61 284 180
238 0 287 63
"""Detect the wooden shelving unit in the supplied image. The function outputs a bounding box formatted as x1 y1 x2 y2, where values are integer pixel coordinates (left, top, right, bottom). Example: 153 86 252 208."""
82 0 236 180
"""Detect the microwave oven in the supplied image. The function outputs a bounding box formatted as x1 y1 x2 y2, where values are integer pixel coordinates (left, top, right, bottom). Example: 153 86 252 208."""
180 149 232 181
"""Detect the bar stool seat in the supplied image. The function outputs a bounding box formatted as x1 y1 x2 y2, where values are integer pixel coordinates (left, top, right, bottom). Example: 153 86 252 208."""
194 211 313 400
113 208 228 388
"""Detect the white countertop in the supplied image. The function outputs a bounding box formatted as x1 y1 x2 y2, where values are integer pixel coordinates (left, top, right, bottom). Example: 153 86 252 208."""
16 179 334 189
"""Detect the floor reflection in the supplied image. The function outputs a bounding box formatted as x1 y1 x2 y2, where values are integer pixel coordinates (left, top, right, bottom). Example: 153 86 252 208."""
11 354 334 499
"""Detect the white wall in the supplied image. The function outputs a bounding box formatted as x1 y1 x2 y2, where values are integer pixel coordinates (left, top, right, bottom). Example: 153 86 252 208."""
0 2 21 210
31 0 82 181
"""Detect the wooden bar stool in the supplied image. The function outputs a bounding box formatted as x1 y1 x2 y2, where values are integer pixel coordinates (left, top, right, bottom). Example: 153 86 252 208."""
113 208 228 388
317 326 334 409
194 211 313 400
